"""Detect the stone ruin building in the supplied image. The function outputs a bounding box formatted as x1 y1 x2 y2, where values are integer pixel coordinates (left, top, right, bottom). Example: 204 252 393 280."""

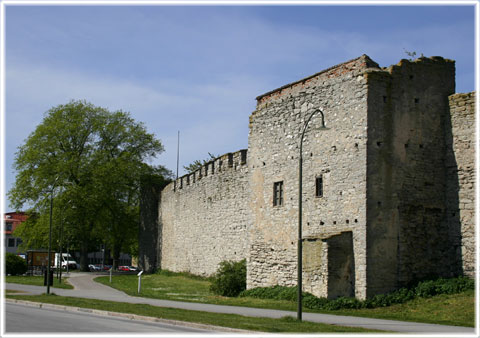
139 55 475 300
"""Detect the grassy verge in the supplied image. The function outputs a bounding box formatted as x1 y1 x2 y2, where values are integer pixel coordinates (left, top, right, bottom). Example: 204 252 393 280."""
95 273 474 327
6 275 73 289
5 294 383 333
95 272 296 308
328 290 475 327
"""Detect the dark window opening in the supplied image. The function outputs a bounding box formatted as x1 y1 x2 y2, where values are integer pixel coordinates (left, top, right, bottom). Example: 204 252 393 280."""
273 181 284 206
240 150 247 164
8 238 15 247
5 222 12 231
315 176 323 197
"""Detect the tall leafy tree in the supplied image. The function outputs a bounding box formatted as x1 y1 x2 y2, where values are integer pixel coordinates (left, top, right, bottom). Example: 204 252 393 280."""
9 100 167 270
91 111 170 268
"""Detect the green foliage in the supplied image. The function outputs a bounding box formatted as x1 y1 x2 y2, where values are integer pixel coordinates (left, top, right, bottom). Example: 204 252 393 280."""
414 276 474 298
5 253 27 276
183 152 218 173
240 276 474 311
210 259 246 297
8 100 169 270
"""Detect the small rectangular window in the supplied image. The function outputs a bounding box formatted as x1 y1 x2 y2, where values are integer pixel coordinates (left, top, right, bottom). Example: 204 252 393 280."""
8 238 15 247
5 222 12 231
273 181 284 206
315 176 323 197
241 149 247 164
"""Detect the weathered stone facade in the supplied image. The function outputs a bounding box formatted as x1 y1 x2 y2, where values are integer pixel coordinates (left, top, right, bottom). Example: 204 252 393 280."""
139 55 475 300
157 151 249 276
446 92 476 278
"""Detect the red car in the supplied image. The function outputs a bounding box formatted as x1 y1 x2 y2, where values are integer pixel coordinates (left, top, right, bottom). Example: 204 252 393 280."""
118 266 130 271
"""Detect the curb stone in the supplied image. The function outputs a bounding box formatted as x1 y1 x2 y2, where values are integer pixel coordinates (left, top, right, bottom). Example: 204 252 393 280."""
6 299 255 333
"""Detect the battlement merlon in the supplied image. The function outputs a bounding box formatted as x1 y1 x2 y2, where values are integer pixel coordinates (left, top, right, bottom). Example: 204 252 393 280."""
169 149 248 191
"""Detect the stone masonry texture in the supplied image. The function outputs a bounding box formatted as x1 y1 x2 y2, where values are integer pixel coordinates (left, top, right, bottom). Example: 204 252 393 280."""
446 92 476 278
139 55 476 300
157 151 249 276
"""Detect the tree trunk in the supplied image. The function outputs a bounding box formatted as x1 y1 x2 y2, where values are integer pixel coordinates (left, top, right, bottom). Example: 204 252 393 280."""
112 244 121 270
80 241 90 272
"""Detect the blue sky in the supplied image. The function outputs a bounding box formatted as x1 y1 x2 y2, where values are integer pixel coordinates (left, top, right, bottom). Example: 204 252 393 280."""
3 2 477 210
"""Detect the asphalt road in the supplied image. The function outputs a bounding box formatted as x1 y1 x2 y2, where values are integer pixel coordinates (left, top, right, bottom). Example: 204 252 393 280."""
5 302 214 334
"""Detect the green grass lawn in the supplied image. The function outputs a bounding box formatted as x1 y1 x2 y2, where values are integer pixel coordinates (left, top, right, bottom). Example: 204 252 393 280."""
95 272 474 327
6 294 383 333
329 290 475 328
6 275 73 289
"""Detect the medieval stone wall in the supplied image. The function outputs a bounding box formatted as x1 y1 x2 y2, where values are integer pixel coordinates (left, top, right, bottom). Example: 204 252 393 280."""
446 92 476 278
158 150 250 276
365 57 457 296
139 55 475 300
247 55 378 299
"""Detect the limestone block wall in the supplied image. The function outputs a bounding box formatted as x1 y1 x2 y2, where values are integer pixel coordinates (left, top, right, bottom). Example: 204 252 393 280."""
159 150 250 276
446 92 476 277
247 55 378 299
365 57 456 296
139 54 475 301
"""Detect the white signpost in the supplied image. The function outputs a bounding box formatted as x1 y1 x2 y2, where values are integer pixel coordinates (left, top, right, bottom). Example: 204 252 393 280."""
137 270 144 294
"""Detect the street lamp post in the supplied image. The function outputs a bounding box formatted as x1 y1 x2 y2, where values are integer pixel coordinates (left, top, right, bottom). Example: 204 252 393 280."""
58 213 64 283
46 177 59 295
298 108 328 321
46 187 54 295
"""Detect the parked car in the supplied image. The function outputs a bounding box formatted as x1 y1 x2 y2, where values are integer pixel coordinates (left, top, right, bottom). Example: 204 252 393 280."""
88 264 102 272
118 266 139 272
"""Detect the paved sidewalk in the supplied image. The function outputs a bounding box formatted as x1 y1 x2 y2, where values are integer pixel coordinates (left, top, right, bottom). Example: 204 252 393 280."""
5 273 476 334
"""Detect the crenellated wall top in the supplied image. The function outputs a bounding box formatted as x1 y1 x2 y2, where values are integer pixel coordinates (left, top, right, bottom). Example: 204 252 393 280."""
168 149 248 192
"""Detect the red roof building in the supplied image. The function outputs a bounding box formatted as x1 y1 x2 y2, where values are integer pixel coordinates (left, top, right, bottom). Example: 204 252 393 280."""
4 212 28 254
